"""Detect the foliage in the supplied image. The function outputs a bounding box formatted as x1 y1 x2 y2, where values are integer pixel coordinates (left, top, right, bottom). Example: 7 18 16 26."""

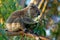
0 28 8 40
0 0 22 21
33 22 46 36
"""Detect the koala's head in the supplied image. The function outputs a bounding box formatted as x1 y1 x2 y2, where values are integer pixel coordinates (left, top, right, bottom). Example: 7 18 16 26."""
28 4 40 18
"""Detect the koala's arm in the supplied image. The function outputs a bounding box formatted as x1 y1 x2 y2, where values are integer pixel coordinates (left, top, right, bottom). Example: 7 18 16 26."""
22 17 37 24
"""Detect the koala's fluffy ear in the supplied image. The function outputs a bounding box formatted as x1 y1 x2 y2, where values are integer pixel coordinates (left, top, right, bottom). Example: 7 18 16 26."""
22 17 37 24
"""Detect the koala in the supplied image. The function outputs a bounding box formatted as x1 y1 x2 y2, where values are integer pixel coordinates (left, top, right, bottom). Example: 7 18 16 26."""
5 4 40 32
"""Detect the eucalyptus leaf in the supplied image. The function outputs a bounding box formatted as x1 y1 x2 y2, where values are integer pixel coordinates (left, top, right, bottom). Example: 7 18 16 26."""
13 36 20 40
0 36 3 40
0 29 8 40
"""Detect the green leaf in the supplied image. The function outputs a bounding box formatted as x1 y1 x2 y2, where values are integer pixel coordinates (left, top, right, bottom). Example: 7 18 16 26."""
13 36 20 40
0 29 8 40
0 36 3 40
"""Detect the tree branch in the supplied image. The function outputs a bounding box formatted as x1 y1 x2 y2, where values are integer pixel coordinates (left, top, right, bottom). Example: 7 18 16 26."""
0 28 50 40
